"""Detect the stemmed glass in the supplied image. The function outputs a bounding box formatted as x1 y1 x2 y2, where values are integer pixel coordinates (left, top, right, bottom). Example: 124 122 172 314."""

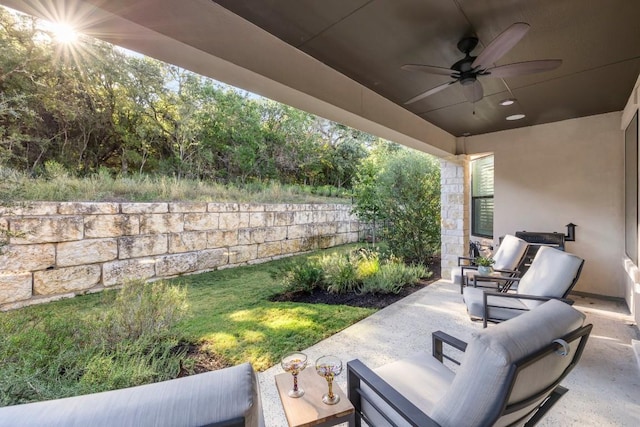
315 355 343 405
281 352 308 398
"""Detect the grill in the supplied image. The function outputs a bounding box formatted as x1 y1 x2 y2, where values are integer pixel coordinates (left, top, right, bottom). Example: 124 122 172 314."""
515 231 566 273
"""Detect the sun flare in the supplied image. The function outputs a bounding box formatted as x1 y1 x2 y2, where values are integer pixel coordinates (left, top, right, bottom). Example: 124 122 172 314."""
48 21 79 44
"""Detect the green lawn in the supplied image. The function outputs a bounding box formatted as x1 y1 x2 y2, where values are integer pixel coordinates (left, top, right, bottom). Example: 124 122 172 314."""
176 247 375 370
0 244 375 405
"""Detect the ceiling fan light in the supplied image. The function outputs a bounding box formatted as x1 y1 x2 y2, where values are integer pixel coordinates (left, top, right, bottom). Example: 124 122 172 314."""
506 113 526 121
499 98 516 106
460 77 476 86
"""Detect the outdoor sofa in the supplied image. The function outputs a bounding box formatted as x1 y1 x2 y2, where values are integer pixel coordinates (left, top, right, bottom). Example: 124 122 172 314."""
0 362 264 427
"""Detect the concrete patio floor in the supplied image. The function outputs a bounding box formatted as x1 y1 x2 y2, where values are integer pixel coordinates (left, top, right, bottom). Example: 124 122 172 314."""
258 279 640 426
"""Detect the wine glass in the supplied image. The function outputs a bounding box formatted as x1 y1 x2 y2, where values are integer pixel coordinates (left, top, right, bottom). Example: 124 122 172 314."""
281 352 308 398
315 355 343 405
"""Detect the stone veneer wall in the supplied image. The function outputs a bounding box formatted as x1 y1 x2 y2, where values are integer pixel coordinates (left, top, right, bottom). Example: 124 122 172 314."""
440 156 469 280
0 202 363 310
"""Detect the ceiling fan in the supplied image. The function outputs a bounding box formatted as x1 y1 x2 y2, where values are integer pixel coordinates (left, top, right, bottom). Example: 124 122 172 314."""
402 22 561 104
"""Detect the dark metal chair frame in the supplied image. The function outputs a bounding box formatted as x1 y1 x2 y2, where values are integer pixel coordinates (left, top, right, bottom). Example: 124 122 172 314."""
347 324 592 427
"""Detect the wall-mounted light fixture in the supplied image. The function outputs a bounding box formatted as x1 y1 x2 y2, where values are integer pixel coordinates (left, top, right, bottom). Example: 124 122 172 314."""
565 223 577 241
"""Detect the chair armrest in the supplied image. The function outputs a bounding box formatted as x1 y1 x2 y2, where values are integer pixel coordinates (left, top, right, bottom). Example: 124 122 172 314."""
460 265 479 275
483 291 555 304
432 331 467 365
491 268 520 275
457 256 476 266
481 292 573 327
471 275 521 292
472 275 521 284
347 360 441 427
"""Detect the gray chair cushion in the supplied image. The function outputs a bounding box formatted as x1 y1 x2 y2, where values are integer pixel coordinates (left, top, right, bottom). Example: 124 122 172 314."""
517 246 583 297
431 299 585 427
492 235 529 271
360 352 455 427
0 363 264 427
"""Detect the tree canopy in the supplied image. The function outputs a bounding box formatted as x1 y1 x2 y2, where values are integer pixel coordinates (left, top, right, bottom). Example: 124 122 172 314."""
0 7 372 188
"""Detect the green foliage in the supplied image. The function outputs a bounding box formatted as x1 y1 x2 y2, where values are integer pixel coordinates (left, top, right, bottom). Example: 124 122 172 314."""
101 281 189 343
474 256 495 267
353 145 441 265
279 260 324 294
281 246 430 295
319 252 360 294
360 262 429 294
0 8 371 189
355 249 381 279
0 280 189 406
0 166 350 204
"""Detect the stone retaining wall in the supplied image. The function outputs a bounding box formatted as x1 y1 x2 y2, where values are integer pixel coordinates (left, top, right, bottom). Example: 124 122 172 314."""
0 202 363 310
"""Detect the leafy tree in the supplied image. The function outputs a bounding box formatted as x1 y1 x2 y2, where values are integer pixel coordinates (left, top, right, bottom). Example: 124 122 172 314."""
0 6 373 190
353 143 440 264
377 151 441 264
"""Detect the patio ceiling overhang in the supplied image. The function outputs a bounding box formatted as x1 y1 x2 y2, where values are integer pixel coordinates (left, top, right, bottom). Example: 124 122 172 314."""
0 0 456 159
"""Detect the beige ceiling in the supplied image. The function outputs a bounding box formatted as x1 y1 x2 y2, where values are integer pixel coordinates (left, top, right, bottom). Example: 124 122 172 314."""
2 0 640 144
215 0 640 136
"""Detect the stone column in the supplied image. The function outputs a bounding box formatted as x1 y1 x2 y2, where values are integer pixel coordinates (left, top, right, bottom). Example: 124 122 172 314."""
440 156 469 280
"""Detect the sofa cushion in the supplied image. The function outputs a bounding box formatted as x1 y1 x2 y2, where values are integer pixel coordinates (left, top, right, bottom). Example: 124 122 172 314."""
0 363 264 427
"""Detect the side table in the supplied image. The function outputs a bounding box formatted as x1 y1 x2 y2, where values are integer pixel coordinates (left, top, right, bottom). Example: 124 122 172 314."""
274 367 355 427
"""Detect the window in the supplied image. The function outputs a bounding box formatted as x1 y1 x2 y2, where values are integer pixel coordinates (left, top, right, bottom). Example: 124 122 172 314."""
625 111 638 264
471 155 494 238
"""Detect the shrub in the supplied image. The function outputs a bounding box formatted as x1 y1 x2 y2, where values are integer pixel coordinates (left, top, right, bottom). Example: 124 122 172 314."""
101 280 189 343
352 145 441 265
319 252 359 294
360 260 430 295
353 248 380 280
280 260 324 293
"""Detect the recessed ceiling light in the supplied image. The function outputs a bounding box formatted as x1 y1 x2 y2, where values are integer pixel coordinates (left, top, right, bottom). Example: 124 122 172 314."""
499 98 516 106
506 114 526 121
462 132 471 137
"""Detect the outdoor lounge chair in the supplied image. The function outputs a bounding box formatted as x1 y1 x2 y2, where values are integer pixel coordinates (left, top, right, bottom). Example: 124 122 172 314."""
347 299 592 427
463 246 584 327
452 234 529 294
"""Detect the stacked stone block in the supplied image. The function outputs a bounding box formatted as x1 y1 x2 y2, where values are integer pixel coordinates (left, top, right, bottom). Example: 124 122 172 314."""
0 202 362 310
440 156 470 280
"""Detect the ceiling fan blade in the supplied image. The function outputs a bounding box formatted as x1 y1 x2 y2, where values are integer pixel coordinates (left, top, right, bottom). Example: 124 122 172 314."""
486 59 562 78
405 81 455 105
401 64 458 77
472 22 530 70
462 80 483 103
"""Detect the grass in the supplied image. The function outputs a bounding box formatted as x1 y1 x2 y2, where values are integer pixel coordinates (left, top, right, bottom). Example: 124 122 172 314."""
176 244 374 370
0 166 351 204
0 244 374 406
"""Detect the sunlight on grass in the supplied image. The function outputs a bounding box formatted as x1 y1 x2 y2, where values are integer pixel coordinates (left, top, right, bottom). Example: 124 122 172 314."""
261 308 316 330
202 333 239 353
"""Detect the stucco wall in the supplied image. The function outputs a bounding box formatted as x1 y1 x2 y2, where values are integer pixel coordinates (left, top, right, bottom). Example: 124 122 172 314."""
621 73 640 324
0 202 363 310
462 112 624 298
